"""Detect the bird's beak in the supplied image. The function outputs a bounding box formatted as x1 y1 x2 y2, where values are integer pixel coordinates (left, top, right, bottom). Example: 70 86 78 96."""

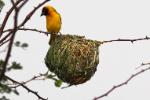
40 12 44 16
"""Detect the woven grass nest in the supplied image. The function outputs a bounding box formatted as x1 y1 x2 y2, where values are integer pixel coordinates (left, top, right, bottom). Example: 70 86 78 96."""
45 34 101 85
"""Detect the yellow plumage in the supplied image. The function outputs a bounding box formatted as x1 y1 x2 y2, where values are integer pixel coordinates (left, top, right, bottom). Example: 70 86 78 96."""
41 5 61 45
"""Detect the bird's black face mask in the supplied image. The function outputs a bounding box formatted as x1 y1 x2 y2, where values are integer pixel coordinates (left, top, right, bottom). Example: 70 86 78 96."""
41 7 49 16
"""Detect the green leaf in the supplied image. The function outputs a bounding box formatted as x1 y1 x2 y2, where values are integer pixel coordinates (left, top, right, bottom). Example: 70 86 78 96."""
0 0 4 12
14 41 28 49
12 89 19 95
14 41 21 47
55 80 62 87
1 76 8 83
21 43 28 48
7 62 22 71
11 62 22 70
0 96 9 100
0 83 11 94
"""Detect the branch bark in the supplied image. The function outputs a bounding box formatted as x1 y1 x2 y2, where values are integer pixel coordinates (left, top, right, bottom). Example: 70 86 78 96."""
0 0 23 37
0 0 50 81
5 75 48 100
100 36 150 44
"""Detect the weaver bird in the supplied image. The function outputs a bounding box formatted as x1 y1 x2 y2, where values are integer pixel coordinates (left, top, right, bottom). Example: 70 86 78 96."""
41 5 61 45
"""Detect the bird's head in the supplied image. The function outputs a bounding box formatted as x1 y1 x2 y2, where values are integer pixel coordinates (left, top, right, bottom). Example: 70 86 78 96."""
41 5 57 16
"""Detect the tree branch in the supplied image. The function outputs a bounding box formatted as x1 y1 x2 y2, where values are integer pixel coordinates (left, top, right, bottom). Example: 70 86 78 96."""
2 27 48 35
5 75 48 100
100 36 150 44
9 72 50 88
18 28 48 35
0 32 12 45
0 27 48 46
93 63 150 100
18 0 50 28
0 37 11 47
0 0 21 81
0 0 24 38
0 0 50 46
0 0 49 81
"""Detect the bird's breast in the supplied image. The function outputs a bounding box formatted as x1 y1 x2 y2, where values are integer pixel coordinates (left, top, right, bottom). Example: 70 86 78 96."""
46 15 61 34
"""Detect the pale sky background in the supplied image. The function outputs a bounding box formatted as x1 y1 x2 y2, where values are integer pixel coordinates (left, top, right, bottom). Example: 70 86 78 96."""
1 0 150 100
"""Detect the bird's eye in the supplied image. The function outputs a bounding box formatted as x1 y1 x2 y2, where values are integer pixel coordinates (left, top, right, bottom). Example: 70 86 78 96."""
41 7 49 16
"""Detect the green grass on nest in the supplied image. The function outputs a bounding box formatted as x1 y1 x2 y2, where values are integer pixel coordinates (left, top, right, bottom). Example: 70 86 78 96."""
45 34 100 85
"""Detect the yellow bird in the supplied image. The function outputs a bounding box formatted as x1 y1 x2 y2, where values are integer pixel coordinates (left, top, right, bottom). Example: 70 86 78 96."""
41 5 61 45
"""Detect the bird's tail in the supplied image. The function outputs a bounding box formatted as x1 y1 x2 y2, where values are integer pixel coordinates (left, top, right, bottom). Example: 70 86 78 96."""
49 34 57 45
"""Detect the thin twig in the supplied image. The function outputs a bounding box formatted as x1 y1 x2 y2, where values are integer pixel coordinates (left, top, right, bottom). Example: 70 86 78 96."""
0 27 48 46
0 0 49 80
136 62 150 69
100 36 150 44
18 0 50 28
0 0 50 46
0 0 25 81
0 32 12 45
19 28 48 35
93 64 150 100
0 0 20 80
0 0 23 37
5 75 48 100
3 27 48 35
18 0 29 9
0 25 17 81
10 72 49 88
0 37 11 47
